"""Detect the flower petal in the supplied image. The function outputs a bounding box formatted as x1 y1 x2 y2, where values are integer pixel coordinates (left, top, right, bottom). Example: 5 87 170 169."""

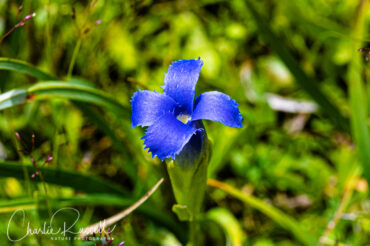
131 90 177 127
142 113 200 160
163 58 203 114
191 91 243 128
175 120 206 168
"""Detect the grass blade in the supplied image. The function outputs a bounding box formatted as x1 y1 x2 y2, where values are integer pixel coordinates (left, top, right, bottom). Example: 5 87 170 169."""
0 89 27 110
0 161 128 196
28 82 130 117
207 207 246 246
347 1 370 184
208 179 315 246
0 58 57 80
0 82 130 118
0 58 129 119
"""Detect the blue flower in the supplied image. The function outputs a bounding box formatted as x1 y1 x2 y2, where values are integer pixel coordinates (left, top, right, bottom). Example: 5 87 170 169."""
131 58 243 161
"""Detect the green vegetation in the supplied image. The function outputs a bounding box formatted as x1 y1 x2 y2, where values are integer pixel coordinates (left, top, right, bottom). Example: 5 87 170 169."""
0 0 369 245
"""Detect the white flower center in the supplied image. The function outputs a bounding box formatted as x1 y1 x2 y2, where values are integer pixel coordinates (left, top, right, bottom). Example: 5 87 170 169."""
176 114 191 124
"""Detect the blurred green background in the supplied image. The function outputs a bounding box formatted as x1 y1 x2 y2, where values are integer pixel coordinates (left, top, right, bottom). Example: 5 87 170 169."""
0 0 369 245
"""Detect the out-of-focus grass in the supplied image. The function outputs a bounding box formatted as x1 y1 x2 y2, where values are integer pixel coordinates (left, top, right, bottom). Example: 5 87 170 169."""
0 0 369 245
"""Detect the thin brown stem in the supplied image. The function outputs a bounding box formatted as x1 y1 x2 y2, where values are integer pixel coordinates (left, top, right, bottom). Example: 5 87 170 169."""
80 178 164 238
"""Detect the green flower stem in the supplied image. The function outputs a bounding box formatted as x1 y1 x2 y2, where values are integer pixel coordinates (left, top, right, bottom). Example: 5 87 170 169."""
166 136 211 246
189 220 200 246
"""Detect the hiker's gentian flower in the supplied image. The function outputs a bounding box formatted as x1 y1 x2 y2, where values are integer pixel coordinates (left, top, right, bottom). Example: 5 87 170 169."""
131 58 243 161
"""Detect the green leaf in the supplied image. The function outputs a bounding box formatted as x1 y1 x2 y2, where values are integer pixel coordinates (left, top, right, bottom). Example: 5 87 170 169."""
0 58 57 80
239 1 350 133
0 81 130 118
208 179 315 246
172 204 191 221
0 58 130 117
0 161 128 196
0 89 27 110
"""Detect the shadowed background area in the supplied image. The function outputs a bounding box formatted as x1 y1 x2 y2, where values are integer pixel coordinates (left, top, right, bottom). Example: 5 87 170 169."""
0 0 369 245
